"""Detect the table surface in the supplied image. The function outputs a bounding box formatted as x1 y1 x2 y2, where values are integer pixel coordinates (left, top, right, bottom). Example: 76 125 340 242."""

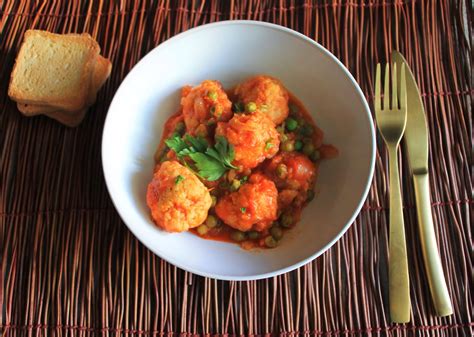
0 0 472 336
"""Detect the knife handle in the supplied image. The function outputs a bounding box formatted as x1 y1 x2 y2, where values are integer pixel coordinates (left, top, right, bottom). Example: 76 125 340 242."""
388 146 411 323
413 173 453 316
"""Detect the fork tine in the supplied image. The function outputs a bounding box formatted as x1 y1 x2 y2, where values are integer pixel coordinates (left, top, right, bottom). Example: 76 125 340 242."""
392 63 398 109
375 63 381 111
384 63 390 110
400 64 407 110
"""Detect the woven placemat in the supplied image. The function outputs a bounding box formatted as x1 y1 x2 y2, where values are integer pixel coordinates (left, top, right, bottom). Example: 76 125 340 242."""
0 0 472 336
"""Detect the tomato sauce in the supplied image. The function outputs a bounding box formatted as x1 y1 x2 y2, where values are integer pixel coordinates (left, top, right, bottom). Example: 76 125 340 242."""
190 220 235 243
152 85 337 249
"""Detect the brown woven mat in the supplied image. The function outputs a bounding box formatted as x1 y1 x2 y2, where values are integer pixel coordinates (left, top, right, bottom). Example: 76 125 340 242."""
0 0 472 336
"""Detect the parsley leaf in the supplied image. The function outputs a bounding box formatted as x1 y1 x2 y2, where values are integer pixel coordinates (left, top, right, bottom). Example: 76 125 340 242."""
166 134 209 157
185 135 208 152
163 134 237 181
188 153 226 181
240 207 247 213
232 102 245 113
265 139 274 150
174 175 185 185
177 147 197 156
165 135 188 155
212 136 237 169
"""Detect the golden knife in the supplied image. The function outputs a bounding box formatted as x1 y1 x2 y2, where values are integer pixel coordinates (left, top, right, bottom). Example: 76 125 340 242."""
392 51 453 317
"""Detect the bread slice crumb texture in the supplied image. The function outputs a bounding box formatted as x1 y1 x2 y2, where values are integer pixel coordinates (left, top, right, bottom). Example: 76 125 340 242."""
8 30 99 111
16 54 111 115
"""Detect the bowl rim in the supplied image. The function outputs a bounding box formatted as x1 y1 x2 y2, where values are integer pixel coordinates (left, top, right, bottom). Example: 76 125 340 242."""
102 20 376 281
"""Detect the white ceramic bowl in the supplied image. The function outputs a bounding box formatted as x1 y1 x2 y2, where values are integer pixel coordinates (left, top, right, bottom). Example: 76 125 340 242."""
102 21 375 280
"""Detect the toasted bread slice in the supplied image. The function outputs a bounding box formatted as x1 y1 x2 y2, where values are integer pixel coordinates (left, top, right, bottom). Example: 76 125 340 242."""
44 108 88 127
17 102 56 115
87 54 112 105
8 30 99 111
17 104 87 127
17 54 111 115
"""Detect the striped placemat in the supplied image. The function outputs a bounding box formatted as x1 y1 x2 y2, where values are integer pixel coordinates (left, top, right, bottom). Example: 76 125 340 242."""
0 1 472 336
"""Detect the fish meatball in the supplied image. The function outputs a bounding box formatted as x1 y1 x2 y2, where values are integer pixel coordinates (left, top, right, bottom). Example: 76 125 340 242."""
265 152 317 208
215 173 278 232
265 152 316 190
146 161 212 232
234 75 289 125
215 112 280 170
181 80 232 135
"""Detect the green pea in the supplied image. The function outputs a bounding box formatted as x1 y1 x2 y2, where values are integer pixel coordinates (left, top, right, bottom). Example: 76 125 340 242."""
264 236 278 248
230 179 241 191
248 231 260 240
280 213 293 228
211 195 217 207
206 215 218 228
270 226 284 240
246 102 257 112
231 230 247 242
207 90 218 101
285 118 298 131
299 124 314 136
303 142 315 156
174 121 185 135
310 150 321 162
307 189 315 202
276 163 288 178
294 140 303 151
197 225 209 236
281 140 295 152
289 103 299 114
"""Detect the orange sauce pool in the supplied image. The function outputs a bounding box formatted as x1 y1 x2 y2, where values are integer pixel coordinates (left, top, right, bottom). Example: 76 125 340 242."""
153 88 338 249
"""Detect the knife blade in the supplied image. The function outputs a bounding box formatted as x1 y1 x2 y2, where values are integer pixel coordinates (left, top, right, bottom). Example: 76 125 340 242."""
392 51 428 174
391 51 453 317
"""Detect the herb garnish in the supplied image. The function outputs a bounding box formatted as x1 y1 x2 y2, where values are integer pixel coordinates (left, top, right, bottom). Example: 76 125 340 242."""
165 134 237 181
232 102 245 113
265 139 274 150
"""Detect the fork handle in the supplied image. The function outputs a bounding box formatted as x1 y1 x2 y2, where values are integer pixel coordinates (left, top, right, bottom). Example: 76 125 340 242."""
413 173 453 317
388 146 411 323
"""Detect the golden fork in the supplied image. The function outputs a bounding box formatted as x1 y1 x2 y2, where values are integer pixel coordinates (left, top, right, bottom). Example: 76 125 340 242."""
375 62 411 323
